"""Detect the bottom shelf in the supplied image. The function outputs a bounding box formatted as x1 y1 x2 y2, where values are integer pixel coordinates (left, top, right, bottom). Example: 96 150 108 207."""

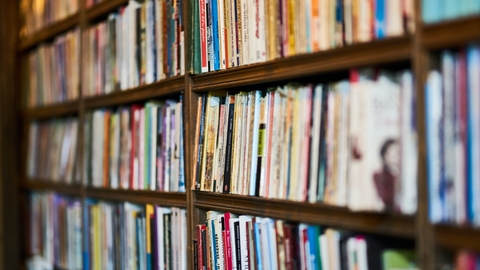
194 191 415 238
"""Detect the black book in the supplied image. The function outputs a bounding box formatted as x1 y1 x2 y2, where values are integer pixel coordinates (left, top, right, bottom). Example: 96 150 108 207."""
223 95 235 193
193 240 199 270
234 221 242 270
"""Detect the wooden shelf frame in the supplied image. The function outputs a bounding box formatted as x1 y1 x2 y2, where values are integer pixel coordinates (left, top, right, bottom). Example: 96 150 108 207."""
13 0 480 268
195 191 415 238
86 188 187 208
18 13 80 52
192 36 412 91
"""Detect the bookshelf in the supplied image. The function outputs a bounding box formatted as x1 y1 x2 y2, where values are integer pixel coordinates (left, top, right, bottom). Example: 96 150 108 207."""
2 0 480 268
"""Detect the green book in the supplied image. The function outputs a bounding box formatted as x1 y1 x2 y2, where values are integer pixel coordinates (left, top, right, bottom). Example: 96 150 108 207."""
382 249 418 270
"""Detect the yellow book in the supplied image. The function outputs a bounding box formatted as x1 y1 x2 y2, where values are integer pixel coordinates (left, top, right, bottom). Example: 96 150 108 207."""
146 204 154 257
287 0 296 55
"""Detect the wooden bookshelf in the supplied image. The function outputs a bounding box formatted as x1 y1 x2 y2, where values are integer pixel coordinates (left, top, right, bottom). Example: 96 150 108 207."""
195 191 416 238
20 180 82 197
22 100 79 120
193 36 412 91
7 0 480 267
18 13 80 52
86 188 187 208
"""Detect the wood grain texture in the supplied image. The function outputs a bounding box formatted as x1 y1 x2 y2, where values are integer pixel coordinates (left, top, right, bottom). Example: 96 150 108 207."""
18 14 80 52
86 188 187 207
435 225 480 251
423 15 480 50
193 36 412 91
86 0 129 22
84 75 185 109
20 180 82 197
22 100 79 120
194 191 415 238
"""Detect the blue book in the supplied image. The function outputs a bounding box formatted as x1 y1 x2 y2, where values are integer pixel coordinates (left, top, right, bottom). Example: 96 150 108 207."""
210 219 219 270
443 0 458 19
375 0 385 38
253 219 263 270
83 200 94 270
425 70 443 223
470 0 480 15
467 45 480 225
423 0 443 23
210 0 220 70
307 225 322 270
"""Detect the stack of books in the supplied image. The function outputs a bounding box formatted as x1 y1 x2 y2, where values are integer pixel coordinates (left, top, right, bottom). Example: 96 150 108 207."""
84 201 187 270
195 210 417 270
193 0 415 73
27 118 79 184
83 0 185 97
426 44 480 226
25 29 80 107
194 69 417 214
84 100 185 191
28 192 82 270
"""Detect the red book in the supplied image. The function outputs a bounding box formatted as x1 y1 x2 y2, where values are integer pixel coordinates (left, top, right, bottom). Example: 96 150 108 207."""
283 223 294 270
200 0 207 72
223 213 233 270
456 250 477 270
130 105 143 189
196 225 206 270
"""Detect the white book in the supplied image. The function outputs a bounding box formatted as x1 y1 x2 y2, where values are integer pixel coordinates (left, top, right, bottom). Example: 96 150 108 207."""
247 0 256 64
218 0 227 69
356 237 368 270
164 106 171 191
399 70 417 215
319 234 329 270
337 82 350 206
346 237 356 270
386 0 403 37
257 0 266 62
239 215 252 270
298 224 308 270
146 0 154 84
229 217 240 270
156 207 165 270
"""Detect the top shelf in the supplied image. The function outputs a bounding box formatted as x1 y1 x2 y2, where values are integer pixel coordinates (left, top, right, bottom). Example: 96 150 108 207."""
192 36 413 91
422 15 480 49
18 13 80 53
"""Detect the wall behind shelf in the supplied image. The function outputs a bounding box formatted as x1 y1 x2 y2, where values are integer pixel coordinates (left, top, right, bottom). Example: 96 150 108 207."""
0 0 19 268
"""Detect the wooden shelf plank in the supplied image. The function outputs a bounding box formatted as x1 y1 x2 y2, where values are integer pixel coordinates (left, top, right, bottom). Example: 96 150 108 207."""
423 15 480 49
20 180 81 197
194 191 415 238
192 36 412 91
435 224 480 251
84 75 185 109
86 188 187 208
18 14 80 52
86 0 129 22
22 100 79 119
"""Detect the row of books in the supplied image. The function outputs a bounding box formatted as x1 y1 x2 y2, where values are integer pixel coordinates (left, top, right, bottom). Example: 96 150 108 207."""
193 0 415 73
28 192 82 270
27 118 79 184
422 0 480 24
84 200 187 270
195 210 417 270
20 0 78 37
83 0 185 97
84 100 185 191
25 28 80 108
426 45 480 226
194 69 417 214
